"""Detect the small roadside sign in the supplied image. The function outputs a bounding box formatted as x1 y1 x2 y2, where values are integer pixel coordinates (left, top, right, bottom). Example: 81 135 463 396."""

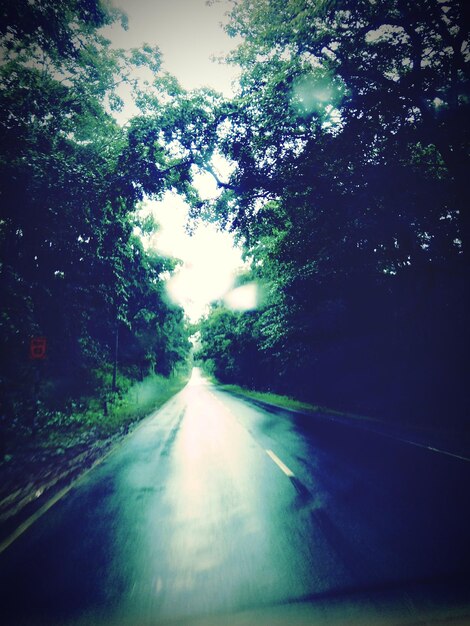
30 337 47 360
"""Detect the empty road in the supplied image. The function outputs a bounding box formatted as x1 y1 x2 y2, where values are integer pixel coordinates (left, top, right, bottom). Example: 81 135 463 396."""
0 368 469 625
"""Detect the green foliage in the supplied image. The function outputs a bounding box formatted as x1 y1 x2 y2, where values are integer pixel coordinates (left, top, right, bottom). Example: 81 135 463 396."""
0 0 191 443
214 383 322 415
196 0 469 428
216 0 468 254
26 368 190 452
196 299 266 388
1 0 468 440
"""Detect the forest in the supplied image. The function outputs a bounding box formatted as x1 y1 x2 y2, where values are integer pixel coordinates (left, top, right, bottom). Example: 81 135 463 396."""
0 0 193 453
196 0 470 431
1 0 469 458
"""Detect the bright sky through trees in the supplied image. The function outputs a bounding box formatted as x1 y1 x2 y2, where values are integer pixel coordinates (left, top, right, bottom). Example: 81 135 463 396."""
103 0 243 320
105 0 239 98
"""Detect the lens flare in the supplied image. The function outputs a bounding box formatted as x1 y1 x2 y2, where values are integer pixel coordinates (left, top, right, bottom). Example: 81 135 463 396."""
224 282 261 312
291 73 342 115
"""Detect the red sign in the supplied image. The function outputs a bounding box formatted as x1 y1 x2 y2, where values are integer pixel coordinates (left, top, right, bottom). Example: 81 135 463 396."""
30 337 47 360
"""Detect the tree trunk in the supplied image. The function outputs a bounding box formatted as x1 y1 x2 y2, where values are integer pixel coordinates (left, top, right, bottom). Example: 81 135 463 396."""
112 321 119 392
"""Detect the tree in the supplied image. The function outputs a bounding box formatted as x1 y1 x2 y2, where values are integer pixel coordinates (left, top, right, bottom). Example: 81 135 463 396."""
196 0 469 426
0 0 190 434
196 302 262 387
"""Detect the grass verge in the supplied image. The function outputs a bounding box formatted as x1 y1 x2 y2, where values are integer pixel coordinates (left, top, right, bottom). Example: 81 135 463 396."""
216 384 321 413
40 369 190 449
214 382 380 424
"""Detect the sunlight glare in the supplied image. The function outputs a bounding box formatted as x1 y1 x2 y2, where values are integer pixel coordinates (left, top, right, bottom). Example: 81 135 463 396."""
192 169 219 200
143 194 244 321
224 282 259 311
291 74 342 115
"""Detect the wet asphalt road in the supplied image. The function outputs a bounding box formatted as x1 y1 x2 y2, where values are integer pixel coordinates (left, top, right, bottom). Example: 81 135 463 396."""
0 368 469 625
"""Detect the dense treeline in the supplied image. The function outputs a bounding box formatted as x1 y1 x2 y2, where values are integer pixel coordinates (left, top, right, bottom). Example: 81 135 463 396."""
1 0 469 440
196 0 469 429
0 0 190 441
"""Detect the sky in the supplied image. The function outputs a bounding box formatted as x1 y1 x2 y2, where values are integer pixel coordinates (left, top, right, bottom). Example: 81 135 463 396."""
102 1 244 321
105 0 239 97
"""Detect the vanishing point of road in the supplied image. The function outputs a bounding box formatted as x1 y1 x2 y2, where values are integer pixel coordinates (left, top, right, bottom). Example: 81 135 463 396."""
0 368 469 625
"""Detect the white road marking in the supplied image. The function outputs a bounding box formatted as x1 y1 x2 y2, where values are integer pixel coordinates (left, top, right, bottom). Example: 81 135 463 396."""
376 431 470 463
0 441 121 556
409 442 469 462
266 449 295 477
0 393 190 556
0 483 73 555
213 383 470 464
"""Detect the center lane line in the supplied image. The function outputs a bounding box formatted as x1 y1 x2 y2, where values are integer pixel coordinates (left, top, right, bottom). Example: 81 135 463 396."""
209 391 298 479
266 449 295 478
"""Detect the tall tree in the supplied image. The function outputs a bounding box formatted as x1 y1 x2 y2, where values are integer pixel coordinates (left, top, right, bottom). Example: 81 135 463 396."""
197 0 469 426
0 0 189 432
